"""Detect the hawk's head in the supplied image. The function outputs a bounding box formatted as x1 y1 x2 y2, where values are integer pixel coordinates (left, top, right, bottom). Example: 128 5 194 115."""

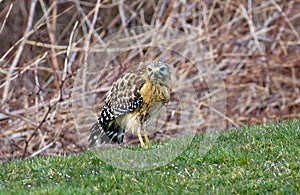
146 61 170 84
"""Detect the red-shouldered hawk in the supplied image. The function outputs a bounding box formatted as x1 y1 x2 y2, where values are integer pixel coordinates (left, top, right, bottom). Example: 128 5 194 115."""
88 61 171 149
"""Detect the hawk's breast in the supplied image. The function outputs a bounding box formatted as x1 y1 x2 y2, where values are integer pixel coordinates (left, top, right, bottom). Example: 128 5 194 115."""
138 81 170 123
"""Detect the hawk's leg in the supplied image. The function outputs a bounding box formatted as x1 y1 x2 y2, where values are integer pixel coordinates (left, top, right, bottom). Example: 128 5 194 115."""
142 126 150 149
137 126 145 148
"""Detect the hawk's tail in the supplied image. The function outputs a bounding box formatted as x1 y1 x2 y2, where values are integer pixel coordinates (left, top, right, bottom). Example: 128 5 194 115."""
105 121 125 144
88 122 104 148
88 120 125 148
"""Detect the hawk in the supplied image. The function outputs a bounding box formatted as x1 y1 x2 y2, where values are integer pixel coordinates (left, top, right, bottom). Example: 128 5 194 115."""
88 61 171 148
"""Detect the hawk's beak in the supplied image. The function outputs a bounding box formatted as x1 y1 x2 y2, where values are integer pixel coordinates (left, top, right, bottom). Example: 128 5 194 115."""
152 68 159 73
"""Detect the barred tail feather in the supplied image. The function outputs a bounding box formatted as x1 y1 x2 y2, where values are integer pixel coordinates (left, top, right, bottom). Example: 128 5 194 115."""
88 120 125 148
106 121 125 144
88 122 104 148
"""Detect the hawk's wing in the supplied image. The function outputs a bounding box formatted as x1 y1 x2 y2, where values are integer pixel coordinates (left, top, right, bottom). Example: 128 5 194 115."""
88 71 146 147
104 71 146 118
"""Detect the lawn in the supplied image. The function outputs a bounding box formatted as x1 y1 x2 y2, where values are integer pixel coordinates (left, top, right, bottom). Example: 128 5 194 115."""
1 120 299 194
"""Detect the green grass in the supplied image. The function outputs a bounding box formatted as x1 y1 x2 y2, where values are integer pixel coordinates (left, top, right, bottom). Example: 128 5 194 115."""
1 120 299 194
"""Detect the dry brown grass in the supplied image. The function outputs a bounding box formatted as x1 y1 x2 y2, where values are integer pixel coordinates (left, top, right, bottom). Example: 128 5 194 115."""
0 0 299 161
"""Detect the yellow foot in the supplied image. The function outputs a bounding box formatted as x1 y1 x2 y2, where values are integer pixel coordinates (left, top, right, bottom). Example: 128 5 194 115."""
141 143 149 149
137 134 149 149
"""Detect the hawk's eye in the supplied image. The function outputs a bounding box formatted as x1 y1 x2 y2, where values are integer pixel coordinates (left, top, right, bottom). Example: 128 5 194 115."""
160 67 166 72
147 67 152 72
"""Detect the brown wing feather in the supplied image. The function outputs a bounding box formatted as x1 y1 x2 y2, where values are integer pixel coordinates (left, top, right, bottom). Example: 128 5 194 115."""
105 71 146 116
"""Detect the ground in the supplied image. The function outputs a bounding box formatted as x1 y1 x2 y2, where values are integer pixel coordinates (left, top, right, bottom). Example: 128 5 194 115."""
1 120 299 194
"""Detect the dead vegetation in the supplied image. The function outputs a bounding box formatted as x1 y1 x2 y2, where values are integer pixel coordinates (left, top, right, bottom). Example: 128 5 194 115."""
0 0 299 161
